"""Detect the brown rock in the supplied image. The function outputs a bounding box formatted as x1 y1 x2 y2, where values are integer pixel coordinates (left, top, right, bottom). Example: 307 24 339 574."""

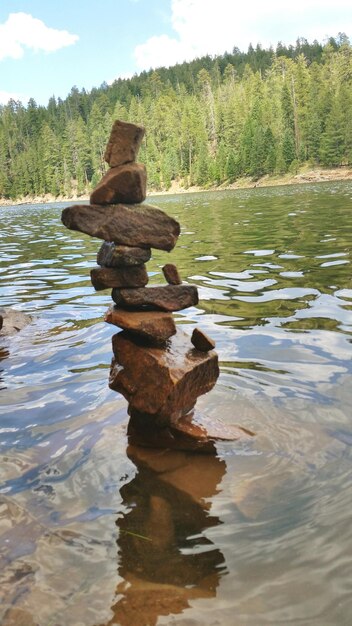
104 119 145 167
90 163 147 205
111 284 198 312
97 242 151 267
105 307 176 342
191 327 216 351
128 408 254 453
162 263 182 285
61 203 180 252
90 265 148 290
109 328 219 421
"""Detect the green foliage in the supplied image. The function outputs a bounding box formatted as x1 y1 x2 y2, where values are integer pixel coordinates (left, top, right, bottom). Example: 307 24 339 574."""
1 35 352 199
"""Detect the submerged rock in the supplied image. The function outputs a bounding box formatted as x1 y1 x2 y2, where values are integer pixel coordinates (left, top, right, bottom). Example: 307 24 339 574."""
128 408 254 453
105 307 176 342
90 265 148 290
112 284 199 312
97 242 151 267
104 119 145 167
0 308 32 335
90 162 147 205
61 203 180 251
109 328 219 421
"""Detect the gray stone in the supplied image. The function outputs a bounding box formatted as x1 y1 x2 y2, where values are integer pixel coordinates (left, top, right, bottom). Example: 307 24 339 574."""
97 242 151 267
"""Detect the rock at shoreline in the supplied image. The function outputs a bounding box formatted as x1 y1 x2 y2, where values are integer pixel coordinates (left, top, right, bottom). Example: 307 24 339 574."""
104 120 145 167
105 307 176 342
191 327 216 352
97 242 151 267
109 328 219 421
90 265 148 290
90 163 147 205
111 284 199 312
61 203 180 251
162 263 182 285
0 308 32 335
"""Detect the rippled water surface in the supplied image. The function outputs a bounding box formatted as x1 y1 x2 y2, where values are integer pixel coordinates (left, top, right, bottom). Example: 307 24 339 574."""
1 183 352 626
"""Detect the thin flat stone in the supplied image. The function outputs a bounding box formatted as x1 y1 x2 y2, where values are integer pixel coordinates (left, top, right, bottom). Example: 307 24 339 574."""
61 204 180 251
90 265 148 290
191 327 216 351
111 284 198 312
90 163 147 205
162 263 182 285
97 242 151 267
105 307 176 342
104 120 145 167
109 327 219 421
127 408 254 453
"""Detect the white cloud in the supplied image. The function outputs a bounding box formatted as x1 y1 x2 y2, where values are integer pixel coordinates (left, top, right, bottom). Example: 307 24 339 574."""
0 12 79 62
134 0 352 71
0 90 28 105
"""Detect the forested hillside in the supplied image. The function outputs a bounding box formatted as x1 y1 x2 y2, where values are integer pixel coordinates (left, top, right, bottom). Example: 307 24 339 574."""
1 34 351 199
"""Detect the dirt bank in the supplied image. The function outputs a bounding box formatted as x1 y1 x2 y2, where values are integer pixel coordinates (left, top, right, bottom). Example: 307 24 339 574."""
1 167 352 206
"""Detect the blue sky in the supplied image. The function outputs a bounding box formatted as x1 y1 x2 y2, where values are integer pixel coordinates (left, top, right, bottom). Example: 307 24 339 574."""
1 0 352 106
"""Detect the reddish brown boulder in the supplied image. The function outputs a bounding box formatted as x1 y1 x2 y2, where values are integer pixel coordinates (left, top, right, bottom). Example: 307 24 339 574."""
109 328 219 421
105 307 176 342
191 327 216 352
97 242 151 267
90 163 147 205
162 263 182 285
112 284 198 312
90 265 148 290
127 408 255 453
61 204 180 252
104 120 145 167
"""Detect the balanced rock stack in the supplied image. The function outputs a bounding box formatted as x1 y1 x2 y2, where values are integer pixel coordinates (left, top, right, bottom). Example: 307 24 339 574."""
62 120 253 452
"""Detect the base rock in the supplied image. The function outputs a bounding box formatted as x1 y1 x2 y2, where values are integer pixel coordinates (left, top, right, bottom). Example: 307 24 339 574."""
109 328 219 421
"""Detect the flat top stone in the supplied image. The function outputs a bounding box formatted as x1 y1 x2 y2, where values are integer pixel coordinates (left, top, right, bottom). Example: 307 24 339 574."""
104 120 145 167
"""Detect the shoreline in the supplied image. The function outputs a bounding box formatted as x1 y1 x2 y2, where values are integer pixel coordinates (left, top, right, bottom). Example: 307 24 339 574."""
1 167 352 206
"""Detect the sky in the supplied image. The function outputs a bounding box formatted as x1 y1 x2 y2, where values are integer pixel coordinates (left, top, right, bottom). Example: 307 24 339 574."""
1 0 352 106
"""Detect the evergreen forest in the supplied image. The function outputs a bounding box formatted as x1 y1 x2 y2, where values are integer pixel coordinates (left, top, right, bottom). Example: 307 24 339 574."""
1 34 352 200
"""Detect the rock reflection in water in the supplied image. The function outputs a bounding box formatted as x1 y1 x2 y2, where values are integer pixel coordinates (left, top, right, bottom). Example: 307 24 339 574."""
103 445 227 626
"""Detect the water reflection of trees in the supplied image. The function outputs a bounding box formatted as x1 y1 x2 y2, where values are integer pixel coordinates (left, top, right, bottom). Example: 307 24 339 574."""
102 446 227 626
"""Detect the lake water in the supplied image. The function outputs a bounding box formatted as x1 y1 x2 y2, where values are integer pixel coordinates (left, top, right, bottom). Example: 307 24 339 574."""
1 182 352 626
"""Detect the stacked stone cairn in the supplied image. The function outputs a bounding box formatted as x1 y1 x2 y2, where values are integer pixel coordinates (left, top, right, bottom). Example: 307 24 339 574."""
61 120 253 452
